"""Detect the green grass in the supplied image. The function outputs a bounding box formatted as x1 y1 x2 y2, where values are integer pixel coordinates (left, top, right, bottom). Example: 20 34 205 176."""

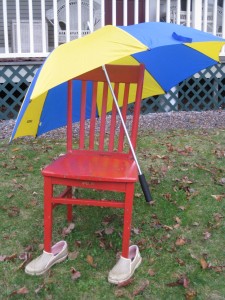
0 128 225 299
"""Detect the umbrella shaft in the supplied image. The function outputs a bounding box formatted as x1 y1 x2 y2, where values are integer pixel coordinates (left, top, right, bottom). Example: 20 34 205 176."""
102 65 142 175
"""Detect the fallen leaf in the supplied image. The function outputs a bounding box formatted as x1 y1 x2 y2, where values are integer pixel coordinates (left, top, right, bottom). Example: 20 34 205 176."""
0 255 6 261
214 213 223 222
62 223 75 237
117 278 134 287
10 286 29 296
166 275 189 288
35 284 45 294
68 251 79 260
218 178 225 185
1 253 17 261
148 269 155 276
132 227 141 235
175 216 182 224
175 238 187 246
8 206 20 217
133 279 150 296
185 289 197 300
104 227 114 235
211 194 225 201
176 258 186 266
203 231 211 240
179 206 186 211
71 267 81 281
200 257 208 269
86 255 97 267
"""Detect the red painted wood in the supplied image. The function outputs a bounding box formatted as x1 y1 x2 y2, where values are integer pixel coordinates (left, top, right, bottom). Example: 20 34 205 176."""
89 83 97 150
67 80 73 152
79 81 87 149
42 64 145 258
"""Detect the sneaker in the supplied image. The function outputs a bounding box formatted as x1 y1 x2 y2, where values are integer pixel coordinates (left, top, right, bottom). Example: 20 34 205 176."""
108 245 142 284
25 241 68 276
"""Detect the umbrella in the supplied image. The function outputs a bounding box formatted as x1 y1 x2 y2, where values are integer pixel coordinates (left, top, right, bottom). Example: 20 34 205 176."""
11 22 225 140
10 22 225 201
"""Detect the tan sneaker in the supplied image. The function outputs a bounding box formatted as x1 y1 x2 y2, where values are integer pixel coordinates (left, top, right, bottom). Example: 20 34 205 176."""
108 245 142 284
25 241 68 276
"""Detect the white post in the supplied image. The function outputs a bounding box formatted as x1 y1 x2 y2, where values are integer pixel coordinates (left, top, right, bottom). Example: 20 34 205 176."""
53 0 59 47
65 0 70 42
212 0 218 35
176 0 181 25
186 0 191 27
123 0 128 25
145 0 150 22
112 0 116 26
100 0 105 27
155 0 160 22
192 0 202 30
89 0 94 33
134 0 139 24
202 0 208 32
166 0 171 23
28 0 34 53
41 0 47 52
16 0 22 53
3 0 9 53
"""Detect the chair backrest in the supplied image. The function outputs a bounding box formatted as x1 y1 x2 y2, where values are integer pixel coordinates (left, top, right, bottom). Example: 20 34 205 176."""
66 64 145 158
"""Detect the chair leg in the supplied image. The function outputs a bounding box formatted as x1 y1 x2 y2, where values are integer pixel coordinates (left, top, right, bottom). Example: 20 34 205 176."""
121 183 135 258
44 177 53 253
67 186 73 222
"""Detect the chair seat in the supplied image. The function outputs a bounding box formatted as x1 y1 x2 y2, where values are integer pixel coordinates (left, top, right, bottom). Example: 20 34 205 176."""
42 152 138 182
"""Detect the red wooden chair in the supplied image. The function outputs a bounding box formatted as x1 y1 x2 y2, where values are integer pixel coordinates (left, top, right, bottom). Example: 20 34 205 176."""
42 64 145 259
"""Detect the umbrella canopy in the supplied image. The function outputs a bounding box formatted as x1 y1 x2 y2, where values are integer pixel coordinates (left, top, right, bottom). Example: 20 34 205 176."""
11 22 225 140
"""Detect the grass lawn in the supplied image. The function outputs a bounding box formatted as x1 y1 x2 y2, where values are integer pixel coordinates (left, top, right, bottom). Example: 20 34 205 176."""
0 128 225 299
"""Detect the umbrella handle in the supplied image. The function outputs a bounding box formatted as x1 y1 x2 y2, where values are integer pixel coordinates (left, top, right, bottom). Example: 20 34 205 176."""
102 65 153 203
139 174 152 203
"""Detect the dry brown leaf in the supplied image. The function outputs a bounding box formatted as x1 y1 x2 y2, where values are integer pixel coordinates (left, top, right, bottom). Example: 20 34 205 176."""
176 258 186 266
8 206 20 217
166 275 189 289
148 269 156 276
175 216 182 224
68 251 79 260
10 286 29 296
1 253 17 261
179 206 186 211
35 284 45 294
117 278 134 287
211 194 225 201
62 223 75 237
0 255 6 261
175 238 187 246
104 227 114 235
71 267 81 281
200 257 208 269
203 231 211 240
133 279 150 296
185 289 197 300
86 255 97 267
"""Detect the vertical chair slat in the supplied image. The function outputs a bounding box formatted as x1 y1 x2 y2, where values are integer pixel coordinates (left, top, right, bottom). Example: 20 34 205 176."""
108 82 119 152
130 69 143 152
99 82 108 151
89 82 98 150
118 83 130 152
79 81 87 149
67 80 73 152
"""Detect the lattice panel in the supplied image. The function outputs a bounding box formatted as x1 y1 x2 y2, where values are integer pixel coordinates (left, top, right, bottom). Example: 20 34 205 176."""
0 63 225 120
137 64 225 114
0 65 39 119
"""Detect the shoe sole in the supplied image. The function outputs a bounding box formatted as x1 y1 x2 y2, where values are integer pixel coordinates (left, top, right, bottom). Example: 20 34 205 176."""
25 254 68 276
108 256 142 284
